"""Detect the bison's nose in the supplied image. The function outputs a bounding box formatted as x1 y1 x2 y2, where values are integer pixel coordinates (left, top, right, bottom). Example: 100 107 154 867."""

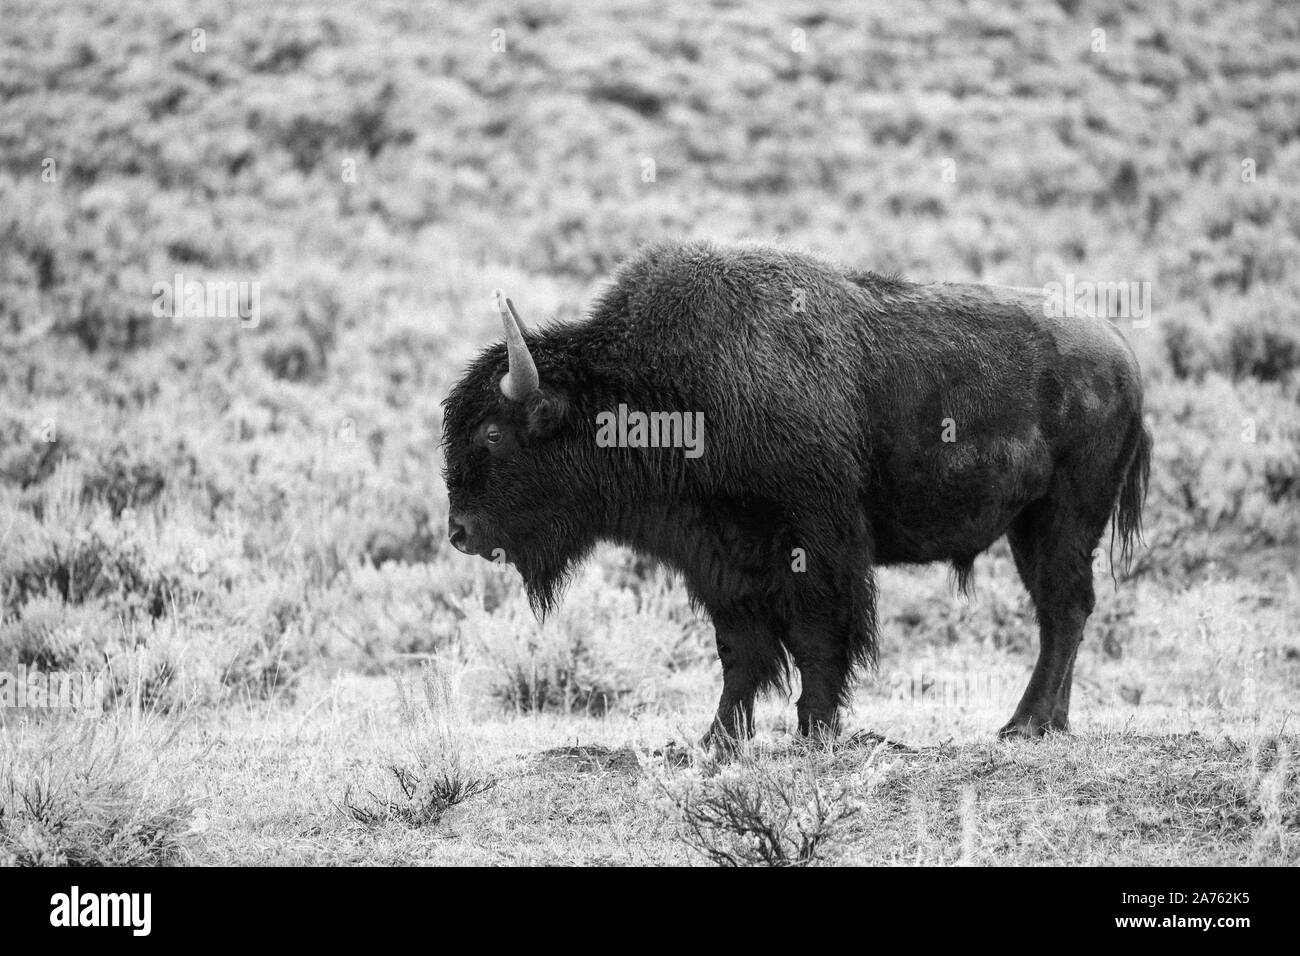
448 515 473 554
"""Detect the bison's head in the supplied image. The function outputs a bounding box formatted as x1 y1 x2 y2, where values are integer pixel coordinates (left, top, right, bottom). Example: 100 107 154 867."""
440 292 594 612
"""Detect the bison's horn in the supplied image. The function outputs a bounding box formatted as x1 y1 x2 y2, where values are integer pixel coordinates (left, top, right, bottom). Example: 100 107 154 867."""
495 289 539 401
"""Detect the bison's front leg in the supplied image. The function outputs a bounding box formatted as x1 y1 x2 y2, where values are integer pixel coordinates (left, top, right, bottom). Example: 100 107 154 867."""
704 636 759 747
702 615 784 749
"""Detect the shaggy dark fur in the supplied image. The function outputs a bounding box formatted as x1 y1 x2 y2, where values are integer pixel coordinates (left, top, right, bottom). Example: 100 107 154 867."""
442 240 1150 741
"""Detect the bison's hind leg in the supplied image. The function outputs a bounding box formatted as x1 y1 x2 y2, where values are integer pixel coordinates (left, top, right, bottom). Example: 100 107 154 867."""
998 489 1110 739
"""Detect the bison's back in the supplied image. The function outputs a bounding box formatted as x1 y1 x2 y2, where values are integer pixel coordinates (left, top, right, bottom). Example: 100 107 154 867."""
584 241 1144 560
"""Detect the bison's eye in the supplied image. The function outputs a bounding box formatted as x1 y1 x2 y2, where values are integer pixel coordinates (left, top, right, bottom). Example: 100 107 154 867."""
485 425 503 446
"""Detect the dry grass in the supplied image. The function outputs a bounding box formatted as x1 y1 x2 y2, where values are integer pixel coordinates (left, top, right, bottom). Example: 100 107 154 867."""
0 713 197 866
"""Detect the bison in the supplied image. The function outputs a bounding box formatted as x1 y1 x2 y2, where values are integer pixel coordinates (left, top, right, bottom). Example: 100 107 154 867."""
442 240 1150 742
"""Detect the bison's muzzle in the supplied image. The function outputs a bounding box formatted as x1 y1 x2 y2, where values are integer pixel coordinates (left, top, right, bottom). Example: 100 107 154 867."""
447 512 476 555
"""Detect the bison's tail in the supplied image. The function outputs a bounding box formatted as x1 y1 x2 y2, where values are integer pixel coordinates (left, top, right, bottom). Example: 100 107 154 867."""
1111 420 1152 575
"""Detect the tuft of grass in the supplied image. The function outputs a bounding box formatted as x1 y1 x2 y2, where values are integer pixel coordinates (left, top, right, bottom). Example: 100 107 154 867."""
337 661 496 829
1249 738 1296 864
339 763 495 828
0 718 195 866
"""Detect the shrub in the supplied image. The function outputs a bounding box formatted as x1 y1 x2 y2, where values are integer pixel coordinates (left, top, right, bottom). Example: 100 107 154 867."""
655 751 888 867
80 443 168 518
293 562 456 671
1 515 180 621
0 414 72 489
1146 376 1300 547
217 605 307 702
1225 309 1300 383
458 562 706 715
1161 315 1219 381
0 595 119 672
259 327 326 382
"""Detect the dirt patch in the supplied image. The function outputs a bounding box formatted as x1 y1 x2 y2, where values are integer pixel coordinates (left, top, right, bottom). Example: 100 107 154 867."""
535 745 643 775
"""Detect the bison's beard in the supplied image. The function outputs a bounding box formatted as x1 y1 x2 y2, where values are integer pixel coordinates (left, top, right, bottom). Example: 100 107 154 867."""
507 524 596 618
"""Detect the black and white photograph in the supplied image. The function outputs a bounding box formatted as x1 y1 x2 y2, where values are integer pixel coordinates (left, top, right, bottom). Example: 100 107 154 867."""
0 0 1295 914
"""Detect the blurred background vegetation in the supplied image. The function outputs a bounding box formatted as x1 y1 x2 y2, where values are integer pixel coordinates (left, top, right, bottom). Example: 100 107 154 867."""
0 0 1297 722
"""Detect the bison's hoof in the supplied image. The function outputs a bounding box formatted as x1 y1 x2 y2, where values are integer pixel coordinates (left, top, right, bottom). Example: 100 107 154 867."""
997 712 1069 740
700 724 751 757
796 716 841 741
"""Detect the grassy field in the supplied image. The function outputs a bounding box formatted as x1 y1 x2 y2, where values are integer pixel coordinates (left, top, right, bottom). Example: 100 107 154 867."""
1 0 1298 865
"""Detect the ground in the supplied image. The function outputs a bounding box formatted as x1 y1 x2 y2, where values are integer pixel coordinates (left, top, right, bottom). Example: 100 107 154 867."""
3 556 1296 865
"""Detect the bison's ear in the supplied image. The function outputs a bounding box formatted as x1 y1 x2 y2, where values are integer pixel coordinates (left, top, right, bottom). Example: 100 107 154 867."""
524 389 569 439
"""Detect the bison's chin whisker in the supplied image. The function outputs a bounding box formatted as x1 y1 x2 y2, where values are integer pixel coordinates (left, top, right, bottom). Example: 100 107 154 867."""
520 564 576 619
513 537 596 620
